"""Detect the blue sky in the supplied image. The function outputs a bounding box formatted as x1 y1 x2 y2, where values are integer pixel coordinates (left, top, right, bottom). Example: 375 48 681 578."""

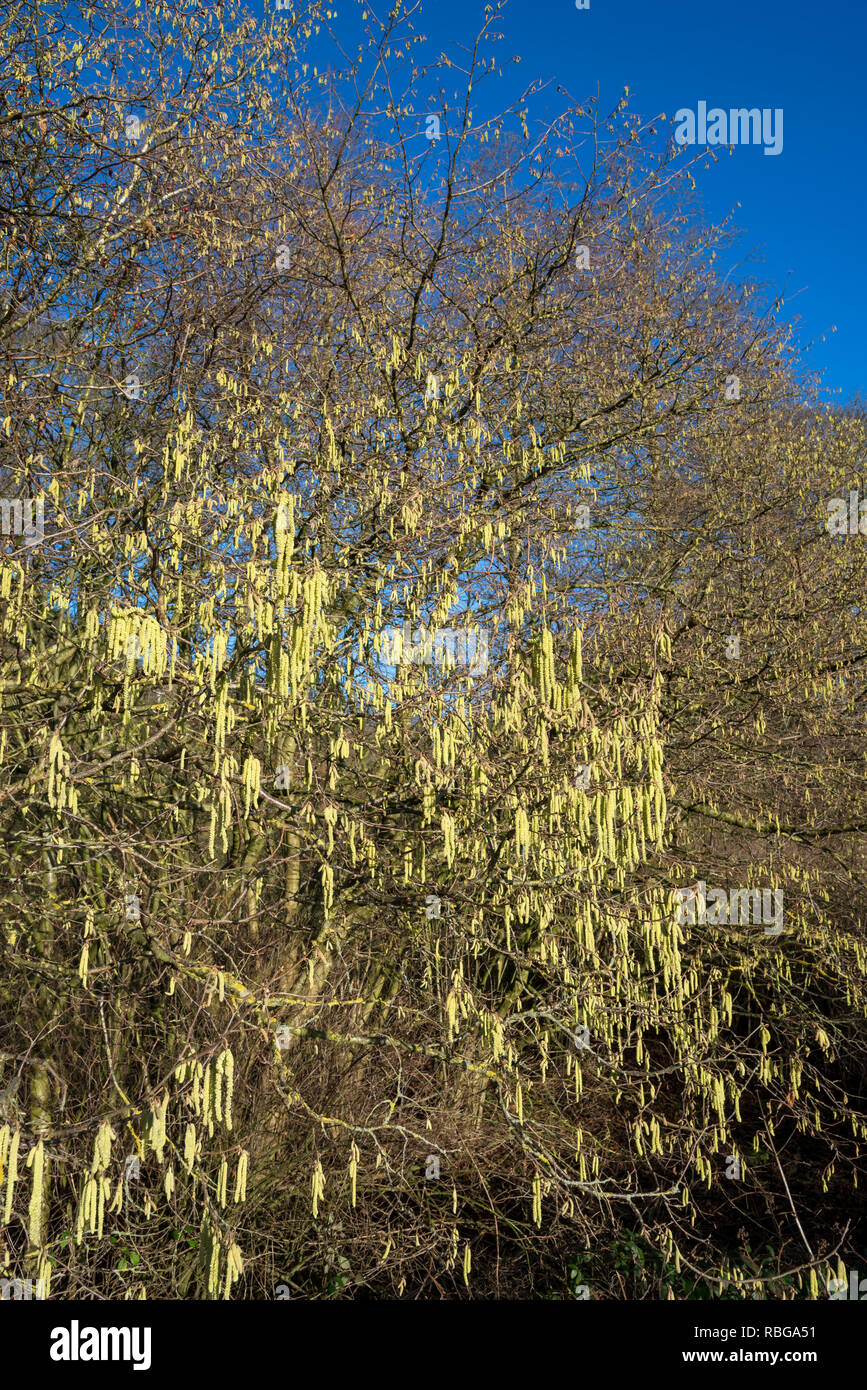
496 0 865 405
291 0 864 405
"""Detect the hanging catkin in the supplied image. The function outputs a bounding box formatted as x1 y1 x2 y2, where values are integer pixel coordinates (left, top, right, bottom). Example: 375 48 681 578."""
207 1222 221 1297
311 1159 325 1217
4 1127 20 1224
222 1050 234 1131
233 1150 248 1204
213 1055 224 1124
217 1157 228 1208
151 1094 169 1164
92 1120 113 1174
26 1138 45 1246
223 1241 244 1300
202 1062 213 1136
184 1123 197 1175
348 1142 359 1208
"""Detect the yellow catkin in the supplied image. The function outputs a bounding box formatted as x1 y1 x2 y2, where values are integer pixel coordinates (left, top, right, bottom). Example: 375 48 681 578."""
26 1138 45 1247
223 1050 234 1131
233 1150 248 1205
223 1241 244 1300
213 1055 224 1124
4 1128 20 1223
0 1124 9 1183
37 1251 51 1300
151 1094 169 1164
184 1124 197 1175
207 1225 221 1298
93 1120 113 1174
85 1173 99 1237
97 1174 107 1238
446 990 457 1039
202 1063 213 1136
311 1159 325 1218
348 1142 359 1208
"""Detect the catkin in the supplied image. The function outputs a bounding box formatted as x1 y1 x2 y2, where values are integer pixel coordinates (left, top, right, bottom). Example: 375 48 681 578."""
233 1150 248 1204
532 1172 542 1228
202 1063 213 1136
93 1120 113 1174
207 1225 221 1298
37 1251 51 1300
151 1094 169 1164
97 1174 108 1238
26 1138 45 1246
184 1123 197 1175
348 1143 358 1208
311 1159 325 1218
223 1241 244 1299
4 1128 20 1224
222 1050 234 1131
213 1055 223 1124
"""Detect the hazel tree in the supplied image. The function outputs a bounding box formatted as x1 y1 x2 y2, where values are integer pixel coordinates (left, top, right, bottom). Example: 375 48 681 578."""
0 0 864 1299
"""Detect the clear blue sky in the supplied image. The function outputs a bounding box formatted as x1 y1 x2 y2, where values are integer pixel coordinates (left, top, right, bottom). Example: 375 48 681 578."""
294 0 865 405
489 0 865 405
